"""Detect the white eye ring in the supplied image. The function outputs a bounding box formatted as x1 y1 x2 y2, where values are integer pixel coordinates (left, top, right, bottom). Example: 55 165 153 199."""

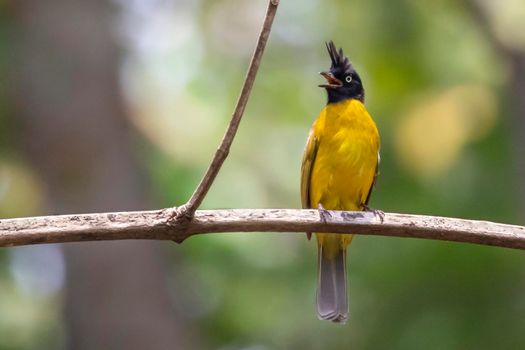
345 75 352 83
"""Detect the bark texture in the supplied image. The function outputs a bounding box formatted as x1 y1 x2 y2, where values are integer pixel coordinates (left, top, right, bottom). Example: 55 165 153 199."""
1 209 524 250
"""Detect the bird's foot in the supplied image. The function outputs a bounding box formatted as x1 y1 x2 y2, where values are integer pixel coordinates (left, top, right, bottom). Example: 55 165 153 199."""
317 203 332 223
362 204 385 223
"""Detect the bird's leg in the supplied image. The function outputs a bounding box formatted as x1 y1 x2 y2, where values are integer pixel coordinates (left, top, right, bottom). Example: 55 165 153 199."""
362 204 385 223
317 203 332 223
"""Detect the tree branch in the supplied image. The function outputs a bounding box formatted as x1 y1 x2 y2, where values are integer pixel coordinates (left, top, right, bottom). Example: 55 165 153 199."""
1 209 524 250
182 0 279 218
5 1 524 255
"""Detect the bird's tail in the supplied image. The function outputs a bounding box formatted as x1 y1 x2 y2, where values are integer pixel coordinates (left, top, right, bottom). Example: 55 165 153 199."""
316 243 348 323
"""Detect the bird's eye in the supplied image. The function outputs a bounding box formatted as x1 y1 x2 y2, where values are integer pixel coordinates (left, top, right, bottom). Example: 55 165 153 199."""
345 75 352 83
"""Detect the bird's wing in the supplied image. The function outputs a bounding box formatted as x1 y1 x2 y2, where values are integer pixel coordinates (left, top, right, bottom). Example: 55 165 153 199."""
364 152 380 206
301 124 319 240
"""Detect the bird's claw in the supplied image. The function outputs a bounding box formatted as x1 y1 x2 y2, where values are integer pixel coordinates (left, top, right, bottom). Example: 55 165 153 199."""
362 204 385 223
317 203 332 223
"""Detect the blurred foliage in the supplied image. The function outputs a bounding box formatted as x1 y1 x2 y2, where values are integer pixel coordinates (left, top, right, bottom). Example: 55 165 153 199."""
2 0 525 349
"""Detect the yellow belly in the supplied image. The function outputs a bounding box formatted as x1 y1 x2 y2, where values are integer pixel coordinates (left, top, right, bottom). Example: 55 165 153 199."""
309 99 380 253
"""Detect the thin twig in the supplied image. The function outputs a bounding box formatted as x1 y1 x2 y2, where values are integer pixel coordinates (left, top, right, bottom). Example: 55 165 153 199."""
1 208 524 250
182 0 279 218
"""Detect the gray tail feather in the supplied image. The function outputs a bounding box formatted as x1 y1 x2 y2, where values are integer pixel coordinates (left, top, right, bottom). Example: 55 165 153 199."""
316 245 348 323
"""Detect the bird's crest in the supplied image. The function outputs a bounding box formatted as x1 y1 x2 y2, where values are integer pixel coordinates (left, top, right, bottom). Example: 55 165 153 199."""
326 41 353 74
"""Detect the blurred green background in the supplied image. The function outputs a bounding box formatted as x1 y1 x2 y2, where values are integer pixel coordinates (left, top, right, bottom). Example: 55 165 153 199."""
2 0 525 349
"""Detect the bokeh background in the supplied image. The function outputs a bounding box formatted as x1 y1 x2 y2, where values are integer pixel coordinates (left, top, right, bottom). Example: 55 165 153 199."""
2 0 525 349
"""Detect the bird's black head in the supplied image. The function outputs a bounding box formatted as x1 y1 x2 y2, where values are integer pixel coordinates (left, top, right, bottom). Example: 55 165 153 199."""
319 41 364 104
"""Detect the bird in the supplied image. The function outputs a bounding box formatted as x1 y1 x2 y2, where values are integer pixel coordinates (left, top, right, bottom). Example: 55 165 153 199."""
300 41 380 323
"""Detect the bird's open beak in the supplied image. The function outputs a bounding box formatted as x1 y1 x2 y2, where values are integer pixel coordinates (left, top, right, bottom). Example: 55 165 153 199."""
318 71 342 88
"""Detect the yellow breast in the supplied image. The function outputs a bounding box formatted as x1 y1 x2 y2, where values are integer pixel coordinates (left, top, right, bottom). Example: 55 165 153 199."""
309 99 380 211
